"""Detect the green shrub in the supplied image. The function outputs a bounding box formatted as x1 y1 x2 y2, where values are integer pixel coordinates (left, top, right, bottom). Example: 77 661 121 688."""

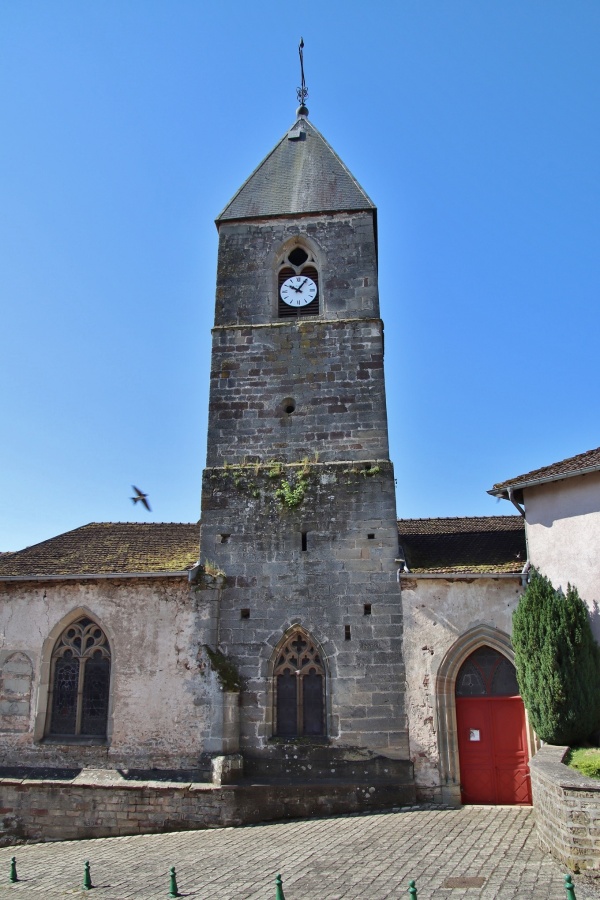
512 569 600 745
566 747 600 779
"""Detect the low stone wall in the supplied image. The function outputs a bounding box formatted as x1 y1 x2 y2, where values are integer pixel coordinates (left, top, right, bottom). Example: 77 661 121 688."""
0 766 416 843
530 744 600 871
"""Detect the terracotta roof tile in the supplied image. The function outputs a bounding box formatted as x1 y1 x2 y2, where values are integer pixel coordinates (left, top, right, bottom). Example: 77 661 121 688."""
0 523 200 577
398 516 525 575
491 446 600 495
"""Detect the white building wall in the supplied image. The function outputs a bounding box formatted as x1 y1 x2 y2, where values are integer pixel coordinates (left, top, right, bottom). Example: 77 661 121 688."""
524 471 600 640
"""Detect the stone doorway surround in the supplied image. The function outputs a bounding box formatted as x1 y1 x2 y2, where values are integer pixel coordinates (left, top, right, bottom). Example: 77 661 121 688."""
435 623 538 806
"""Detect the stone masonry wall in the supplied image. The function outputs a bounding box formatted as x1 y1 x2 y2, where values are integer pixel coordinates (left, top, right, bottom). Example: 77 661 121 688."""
0 577 226 769
200 460 409 759
530 744 600 871
0 770 416 842
215 212 379 327
207 318 388 466
201 204 409 765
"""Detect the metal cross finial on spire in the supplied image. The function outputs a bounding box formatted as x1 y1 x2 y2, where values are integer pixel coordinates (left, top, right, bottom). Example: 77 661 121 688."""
296 37 309 117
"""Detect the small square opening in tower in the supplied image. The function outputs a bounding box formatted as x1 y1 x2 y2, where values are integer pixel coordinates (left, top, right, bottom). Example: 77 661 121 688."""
364 604 372 616
240 609 250 619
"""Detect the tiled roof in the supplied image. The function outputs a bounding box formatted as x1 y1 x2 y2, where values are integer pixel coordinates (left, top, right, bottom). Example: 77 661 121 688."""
490 446 600 498
0 523 200 577
217 117 375 222
398 516 526 575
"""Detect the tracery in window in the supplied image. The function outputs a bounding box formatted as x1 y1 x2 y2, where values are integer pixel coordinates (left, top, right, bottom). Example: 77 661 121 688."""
274 629 325 737
48 617 111 738
455 646 519 697
277 244 320 318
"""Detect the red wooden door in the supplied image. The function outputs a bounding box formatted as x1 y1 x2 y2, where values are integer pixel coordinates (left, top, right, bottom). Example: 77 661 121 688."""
456 696 531 804
455 647 531 806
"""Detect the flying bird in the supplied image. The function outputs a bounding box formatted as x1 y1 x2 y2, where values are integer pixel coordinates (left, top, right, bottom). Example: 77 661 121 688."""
131 485 151 512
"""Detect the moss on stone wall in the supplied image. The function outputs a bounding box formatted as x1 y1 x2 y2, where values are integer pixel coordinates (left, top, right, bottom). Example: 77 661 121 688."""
204 646 243 692
206 459 390 512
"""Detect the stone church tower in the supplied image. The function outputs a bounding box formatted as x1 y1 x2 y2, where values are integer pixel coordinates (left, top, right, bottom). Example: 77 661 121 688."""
199 105 414 788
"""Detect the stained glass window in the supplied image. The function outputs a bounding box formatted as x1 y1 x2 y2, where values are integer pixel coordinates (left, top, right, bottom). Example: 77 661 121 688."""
48 618 111 738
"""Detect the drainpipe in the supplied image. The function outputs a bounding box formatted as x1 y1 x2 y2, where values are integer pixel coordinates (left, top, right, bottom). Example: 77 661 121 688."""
520 560 531 588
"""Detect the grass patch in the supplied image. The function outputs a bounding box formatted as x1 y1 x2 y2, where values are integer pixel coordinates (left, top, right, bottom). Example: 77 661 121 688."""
565 747 600 779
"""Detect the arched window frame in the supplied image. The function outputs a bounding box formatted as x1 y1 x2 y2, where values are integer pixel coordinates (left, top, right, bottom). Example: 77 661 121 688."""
274 238 323 319
35 609 114 744
272 627 327 738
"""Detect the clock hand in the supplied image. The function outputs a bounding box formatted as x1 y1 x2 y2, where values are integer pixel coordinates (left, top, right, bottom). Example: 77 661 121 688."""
297 278 308 291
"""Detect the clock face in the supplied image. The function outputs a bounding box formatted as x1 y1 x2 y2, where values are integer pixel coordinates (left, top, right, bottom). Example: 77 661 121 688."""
280 275 318 308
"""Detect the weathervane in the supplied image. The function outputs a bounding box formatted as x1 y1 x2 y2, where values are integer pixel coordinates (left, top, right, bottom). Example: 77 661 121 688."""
296 37 309 115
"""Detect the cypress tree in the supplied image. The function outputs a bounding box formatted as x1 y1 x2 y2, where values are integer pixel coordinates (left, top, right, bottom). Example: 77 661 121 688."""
512 569 600 745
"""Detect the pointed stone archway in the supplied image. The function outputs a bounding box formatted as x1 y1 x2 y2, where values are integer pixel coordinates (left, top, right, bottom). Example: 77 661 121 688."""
435 624 537 806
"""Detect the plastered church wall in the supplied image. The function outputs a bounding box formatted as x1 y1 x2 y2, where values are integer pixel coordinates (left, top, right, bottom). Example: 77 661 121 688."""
400 574 524 801
0 577 223 769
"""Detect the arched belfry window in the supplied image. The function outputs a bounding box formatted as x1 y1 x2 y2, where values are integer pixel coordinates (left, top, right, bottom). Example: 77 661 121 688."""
274 630 325 737
455 646 519 697
47 617 111 739
277 245 320 318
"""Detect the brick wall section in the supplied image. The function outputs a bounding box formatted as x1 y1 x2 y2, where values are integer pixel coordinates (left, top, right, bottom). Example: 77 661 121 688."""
0 771 416 842
530 744 600 871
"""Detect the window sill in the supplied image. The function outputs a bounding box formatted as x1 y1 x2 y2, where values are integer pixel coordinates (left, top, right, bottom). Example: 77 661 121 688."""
41 736 108 746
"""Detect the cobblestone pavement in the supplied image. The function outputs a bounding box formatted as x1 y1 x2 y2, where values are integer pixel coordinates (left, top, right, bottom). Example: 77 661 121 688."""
0 807 598 899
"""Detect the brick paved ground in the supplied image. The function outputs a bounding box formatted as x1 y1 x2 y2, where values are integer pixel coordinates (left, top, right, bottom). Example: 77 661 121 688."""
0 807 599 899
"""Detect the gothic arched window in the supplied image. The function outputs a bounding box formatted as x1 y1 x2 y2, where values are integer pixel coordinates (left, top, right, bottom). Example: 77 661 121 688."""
277 245 320 318
274 630 325 737
47 617 111 739
455 646 519 697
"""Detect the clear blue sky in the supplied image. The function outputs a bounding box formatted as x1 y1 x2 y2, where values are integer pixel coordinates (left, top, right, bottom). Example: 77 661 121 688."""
2 1 599 551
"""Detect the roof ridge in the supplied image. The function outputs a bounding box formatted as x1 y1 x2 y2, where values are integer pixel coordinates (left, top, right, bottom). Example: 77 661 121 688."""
304 118 374 208
397 515 521 522
491 445 600 492
85 521 198 526
216 125 291 222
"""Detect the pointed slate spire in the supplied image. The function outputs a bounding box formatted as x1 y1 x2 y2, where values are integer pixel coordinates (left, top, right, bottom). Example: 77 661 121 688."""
216 117 375 223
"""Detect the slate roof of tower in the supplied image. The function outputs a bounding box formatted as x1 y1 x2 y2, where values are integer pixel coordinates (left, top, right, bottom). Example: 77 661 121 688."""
489 446 600 499
398 516 526 575
217 117 375 222
0 523 200 577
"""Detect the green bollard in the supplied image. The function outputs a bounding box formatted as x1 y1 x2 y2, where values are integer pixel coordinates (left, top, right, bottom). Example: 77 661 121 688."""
169 866 180 898
408 879 418 899
9 856 17 883
83 860 93 890
565 874 577 900
275 873 286 900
